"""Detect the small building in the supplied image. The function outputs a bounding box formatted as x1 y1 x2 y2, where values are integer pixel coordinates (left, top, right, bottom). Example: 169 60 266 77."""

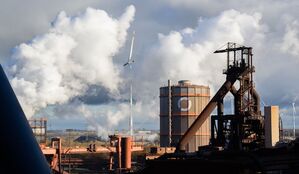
264 106 280 148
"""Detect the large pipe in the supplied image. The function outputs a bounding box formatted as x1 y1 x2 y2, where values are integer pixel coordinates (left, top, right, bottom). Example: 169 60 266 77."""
58 138 62 174
121 137 132 169
252 88 261 113
117 136 122 169
177 66 251 151
230 85 241 115
0 65 51 173
231 85 260 114
230 85 238 96
177 80 234 151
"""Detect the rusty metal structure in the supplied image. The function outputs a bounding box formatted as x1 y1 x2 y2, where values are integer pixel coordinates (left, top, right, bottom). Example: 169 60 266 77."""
177 42 264 151
121 137 132 169
108 135 132 173
137 43 299 174
29 117 47 144
160 80 210 152
40 134 143 173
50 137 64 174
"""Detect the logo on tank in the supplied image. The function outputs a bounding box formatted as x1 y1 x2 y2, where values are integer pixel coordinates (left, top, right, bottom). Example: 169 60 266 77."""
177 97 192 112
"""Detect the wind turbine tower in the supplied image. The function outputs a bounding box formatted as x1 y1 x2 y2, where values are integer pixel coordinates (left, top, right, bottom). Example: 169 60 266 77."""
292 101 296 140
124 31 135 137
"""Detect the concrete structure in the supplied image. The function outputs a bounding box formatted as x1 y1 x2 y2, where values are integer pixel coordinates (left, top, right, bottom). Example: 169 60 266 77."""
264 106 280 148
160 80 210 152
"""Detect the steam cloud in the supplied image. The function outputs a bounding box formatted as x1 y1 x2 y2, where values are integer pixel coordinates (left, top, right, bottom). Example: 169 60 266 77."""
8 8 267 132
5 2 299 132
8 5 135 117
135 10 265 111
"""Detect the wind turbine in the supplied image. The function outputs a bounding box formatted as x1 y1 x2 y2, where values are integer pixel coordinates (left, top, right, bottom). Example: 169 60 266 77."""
292 97 297 140
124 31 135 67
124 31 135 137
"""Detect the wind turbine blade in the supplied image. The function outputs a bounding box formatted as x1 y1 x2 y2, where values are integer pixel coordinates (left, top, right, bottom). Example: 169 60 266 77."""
128 31 135 62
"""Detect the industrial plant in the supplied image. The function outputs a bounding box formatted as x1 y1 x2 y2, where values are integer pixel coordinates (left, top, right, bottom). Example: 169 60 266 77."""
1 42 299 174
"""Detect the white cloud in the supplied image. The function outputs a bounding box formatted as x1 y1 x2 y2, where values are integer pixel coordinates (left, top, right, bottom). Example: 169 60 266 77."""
2 0 299 130
8 5 135 117
282 20 299 57
138 10 265 95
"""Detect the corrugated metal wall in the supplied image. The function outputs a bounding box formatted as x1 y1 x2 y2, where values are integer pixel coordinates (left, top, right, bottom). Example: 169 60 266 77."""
160 81 210 152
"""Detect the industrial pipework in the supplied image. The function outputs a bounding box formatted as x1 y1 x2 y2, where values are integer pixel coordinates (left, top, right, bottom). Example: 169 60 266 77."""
177 42 264 151
108 135 132 172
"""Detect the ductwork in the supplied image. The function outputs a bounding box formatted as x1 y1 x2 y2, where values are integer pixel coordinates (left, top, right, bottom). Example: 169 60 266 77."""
177 80 234 151
252 88 261 113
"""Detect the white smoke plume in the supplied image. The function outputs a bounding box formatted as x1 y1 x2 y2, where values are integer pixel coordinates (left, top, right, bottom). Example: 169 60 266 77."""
8 5 135 117
6 8 269 132
49 100 144 136
73 9 267 132
136 9 265 111
1 1 299 130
